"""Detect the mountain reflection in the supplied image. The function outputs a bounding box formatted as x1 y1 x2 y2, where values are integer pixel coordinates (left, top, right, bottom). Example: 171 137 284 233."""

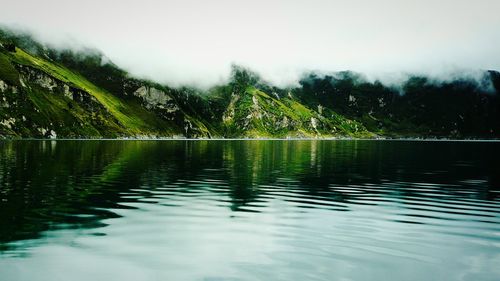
1 140 499 251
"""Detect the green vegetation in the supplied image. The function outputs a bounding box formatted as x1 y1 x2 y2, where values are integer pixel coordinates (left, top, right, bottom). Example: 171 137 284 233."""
0 28 499 139
9 47 164 134
0 52 19 86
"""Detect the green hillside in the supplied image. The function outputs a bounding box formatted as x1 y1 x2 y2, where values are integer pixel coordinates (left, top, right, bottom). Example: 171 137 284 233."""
0 28 499 139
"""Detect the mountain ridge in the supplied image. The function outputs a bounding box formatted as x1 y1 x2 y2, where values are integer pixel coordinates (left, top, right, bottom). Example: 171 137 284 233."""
1 28 499 139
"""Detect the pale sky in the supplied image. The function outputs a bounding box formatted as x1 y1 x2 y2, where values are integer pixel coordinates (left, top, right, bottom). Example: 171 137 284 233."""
1 0 500 87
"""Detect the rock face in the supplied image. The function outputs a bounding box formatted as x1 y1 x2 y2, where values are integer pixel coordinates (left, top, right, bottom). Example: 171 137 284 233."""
130 84 211 137
133 86 173 110
0 80 8 92
222 93 239 124
16 65 106 114
0 117 16 129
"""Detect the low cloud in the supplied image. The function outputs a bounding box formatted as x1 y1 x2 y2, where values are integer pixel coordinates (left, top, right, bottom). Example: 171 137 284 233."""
1 0 499 89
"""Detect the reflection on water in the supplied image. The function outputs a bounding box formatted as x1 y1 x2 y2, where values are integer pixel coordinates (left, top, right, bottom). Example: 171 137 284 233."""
0 140 499 281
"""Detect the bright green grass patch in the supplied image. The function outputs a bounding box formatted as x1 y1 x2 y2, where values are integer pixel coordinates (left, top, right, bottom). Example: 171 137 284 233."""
289 100 314 119
250 88 300 118
7 48 155 133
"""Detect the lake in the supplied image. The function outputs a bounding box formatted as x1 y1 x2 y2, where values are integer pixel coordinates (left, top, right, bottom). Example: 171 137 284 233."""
0 140 499 281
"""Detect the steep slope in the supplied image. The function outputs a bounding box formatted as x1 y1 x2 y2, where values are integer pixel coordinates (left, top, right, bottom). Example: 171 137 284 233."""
221 86 369 138
1 48 123 138
0 41 213 138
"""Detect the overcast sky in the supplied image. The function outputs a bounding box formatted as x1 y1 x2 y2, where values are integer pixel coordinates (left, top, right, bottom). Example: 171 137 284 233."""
1 0 500 87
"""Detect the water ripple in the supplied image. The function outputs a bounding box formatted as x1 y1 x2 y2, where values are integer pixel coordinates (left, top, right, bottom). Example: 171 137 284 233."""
1 140 500 281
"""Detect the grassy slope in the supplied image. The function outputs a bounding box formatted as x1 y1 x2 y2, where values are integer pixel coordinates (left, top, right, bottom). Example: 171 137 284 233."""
1 50 123 137
223 86 370 138
1 41 373 138
253 87 371 137
5 47 173 135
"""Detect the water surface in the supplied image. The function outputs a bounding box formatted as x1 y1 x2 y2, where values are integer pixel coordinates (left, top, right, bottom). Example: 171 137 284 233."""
0 140 499 281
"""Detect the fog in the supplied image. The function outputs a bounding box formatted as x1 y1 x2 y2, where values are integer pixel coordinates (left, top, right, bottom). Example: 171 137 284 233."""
1 0 500 88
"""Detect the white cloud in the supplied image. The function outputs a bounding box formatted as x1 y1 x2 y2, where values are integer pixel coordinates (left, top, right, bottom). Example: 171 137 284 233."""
1 0 499 88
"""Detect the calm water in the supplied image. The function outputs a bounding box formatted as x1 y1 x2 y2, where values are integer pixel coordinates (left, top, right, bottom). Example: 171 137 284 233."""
0 140 500 281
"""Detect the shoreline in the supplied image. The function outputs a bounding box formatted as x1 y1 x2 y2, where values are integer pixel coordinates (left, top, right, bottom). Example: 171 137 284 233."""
1 137 500 142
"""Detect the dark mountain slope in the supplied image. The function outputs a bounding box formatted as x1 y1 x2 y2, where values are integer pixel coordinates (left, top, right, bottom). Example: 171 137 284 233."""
294 72 500 138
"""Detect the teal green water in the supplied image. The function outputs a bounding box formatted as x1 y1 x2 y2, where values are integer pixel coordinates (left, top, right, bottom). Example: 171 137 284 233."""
0 140 499 281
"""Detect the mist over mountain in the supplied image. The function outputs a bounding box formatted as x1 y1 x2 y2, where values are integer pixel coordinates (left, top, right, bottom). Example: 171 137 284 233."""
1 27 499 139
1 0 500 88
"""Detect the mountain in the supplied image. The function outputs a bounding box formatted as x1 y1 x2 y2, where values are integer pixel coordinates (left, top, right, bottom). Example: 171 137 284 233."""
0 28 499 139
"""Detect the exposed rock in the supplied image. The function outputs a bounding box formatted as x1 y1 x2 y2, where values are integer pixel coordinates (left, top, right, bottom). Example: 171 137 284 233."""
133 86 173 109
184 119 193 135
16 64 108 114
251 95 262 119
0 118 16 129
348 95 357 106
63 84 73 100
19 77 27 88
18 68 59 91
252 95 259 106
317 104 324 115
378 97 386 108
223 93 239 123
0 80 7 92
0 99 9 109
277 116 290 129
310 117 318 130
